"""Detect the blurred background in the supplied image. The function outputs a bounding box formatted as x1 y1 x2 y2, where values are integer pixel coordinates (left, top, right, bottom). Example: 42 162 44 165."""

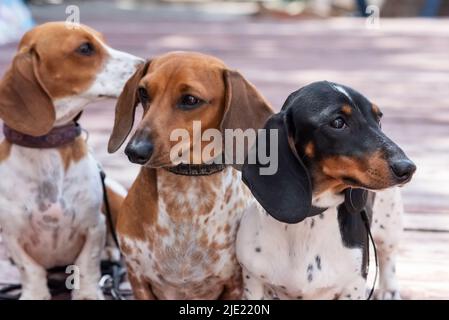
1 0 449 299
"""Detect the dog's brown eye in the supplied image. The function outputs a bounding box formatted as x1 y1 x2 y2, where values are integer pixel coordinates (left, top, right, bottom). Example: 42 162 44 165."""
76 42 95 56
138 87 149 104
178 94 203 110
330 117 346 129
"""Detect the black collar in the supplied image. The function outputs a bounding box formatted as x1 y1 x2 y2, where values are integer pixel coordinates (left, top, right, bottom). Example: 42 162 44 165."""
3 122 82 149
2 112 83 149
165 163 227 176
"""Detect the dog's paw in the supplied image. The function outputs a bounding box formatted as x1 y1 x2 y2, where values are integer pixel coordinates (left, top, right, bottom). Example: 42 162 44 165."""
374 288 401 300
20 290 51 300
72 288 104 300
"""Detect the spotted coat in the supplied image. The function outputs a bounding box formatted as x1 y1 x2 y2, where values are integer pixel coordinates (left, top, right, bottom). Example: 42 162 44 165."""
118 167 253 299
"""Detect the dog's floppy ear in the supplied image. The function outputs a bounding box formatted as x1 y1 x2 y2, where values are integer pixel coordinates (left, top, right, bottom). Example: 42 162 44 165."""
0 48 55 136
221 70 273 168
222 70 273 131
108 60 151 153
242 112 312 224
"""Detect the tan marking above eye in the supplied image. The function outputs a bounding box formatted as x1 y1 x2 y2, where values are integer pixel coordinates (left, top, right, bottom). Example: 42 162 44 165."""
341 105 352 115
371 104 381 115
305 142 315 158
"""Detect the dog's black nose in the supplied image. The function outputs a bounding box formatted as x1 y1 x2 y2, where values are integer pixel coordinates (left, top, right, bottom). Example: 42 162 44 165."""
125 140 154 165
390 160 416 181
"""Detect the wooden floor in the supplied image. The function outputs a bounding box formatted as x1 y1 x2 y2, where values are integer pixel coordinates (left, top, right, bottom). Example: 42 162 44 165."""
0 2 448 299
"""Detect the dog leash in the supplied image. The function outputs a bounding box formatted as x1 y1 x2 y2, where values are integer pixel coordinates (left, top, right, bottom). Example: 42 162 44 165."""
345 188 379 300
98 168 134 300
99 168 120 248
361 210 379 300
346 189 379 300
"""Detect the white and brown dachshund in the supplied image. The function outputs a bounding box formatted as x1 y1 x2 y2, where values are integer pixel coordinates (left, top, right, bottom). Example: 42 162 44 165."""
0 22 142 300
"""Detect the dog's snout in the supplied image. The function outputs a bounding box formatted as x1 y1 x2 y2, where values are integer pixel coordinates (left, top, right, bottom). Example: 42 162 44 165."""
125 140 154 165
390 159 416 182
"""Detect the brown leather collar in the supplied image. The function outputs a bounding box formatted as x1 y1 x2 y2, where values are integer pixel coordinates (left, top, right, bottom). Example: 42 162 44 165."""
165 163 227 176
3 122 82 149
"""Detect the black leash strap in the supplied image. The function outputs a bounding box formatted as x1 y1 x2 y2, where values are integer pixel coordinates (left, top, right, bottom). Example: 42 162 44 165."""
345 188 379 300
361 209 379 300
99 169 120 249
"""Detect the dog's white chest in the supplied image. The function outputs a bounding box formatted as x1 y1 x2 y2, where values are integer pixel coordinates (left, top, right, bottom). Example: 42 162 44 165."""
0 145 103 268
237 200 365 299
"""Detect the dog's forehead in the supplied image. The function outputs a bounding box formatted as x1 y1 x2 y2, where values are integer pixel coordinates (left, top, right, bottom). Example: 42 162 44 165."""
145 52 227 87
19 22 104 51
150 52 226 73
285 81 372 113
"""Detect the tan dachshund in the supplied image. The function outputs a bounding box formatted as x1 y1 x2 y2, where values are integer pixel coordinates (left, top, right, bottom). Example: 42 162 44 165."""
107 51 273 299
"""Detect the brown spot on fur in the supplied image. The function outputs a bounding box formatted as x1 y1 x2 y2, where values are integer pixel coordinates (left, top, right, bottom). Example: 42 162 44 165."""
158 169 221 221
305 142 315 158
155 224 170 237
30 232 40 245
199 231 209 248
224 186 233 203
58 137 88 171
342 105 352 115
372 104 380 115
0 140 12 162
191 250 204 264
211 240 231 251
127 272 156 300
43 215 59 224
119 240 134 256
219 271 243 299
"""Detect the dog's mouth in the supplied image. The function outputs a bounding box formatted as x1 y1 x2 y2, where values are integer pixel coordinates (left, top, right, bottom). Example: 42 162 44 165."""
142 153 175 168
341 173 411 191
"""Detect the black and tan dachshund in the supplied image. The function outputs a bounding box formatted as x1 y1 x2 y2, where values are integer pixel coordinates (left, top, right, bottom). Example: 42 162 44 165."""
237 81 416 300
